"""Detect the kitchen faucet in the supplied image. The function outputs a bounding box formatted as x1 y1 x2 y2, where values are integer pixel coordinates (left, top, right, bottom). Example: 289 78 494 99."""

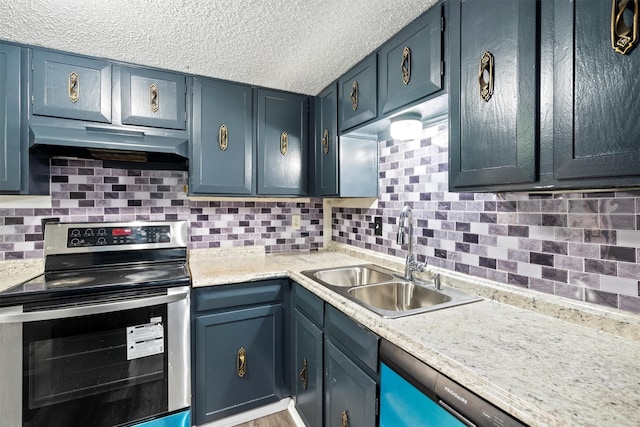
396 205 426 281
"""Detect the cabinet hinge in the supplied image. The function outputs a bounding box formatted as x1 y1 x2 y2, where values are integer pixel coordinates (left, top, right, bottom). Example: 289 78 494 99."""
375 397 380 416
440 60 444 76
441 16 445 32
31 95 34 105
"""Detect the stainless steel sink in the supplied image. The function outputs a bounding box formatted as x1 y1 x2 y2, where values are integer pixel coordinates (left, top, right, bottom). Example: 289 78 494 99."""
348 281 451 311
310 265 394 287
302 264 482 318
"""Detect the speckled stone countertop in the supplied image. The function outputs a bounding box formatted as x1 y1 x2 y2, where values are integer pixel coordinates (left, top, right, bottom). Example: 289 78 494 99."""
3 245 640 426
190 244 640 427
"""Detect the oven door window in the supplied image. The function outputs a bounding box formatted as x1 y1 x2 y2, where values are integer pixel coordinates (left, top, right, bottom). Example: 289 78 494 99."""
23 304 168 427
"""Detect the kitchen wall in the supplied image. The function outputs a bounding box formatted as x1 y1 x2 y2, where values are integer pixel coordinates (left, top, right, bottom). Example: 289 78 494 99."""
0 158 323 260
332 123 640 314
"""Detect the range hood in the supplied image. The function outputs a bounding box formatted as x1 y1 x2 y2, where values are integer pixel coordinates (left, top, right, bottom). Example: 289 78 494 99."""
29 123 189 170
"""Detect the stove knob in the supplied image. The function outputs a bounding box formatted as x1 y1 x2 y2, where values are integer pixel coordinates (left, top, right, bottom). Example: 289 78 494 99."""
97 237 107 245
70 238 80 246
71 229 81 237
98 228 107 236
85 229 94 236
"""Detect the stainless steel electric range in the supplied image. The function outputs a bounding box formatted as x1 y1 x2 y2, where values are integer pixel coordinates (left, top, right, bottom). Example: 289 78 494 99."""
0 221 191 427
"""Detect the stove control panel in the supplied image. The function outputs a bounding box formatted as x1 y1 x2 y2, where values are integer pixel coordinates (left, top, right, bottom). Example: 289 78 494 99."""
67 225 171 247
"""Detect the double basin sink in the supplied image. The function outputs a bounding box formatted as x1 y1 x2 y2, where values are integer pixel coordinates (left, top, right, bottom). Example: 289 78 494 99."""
301 264 481 318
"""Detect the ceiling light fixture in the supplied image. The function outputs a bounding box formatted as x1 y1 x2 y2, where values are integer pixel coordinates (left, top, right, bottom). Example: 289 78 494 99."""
389 113 423 141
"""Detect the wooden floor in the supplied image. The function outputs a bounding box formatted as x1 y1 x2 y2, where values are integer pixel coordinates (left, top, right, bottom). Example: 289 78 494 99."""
233 410 297 427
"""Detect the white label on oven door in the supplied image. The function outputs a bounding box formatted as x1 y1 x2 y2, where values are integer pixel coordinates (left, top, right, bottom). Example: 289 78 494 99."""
126 319 164 360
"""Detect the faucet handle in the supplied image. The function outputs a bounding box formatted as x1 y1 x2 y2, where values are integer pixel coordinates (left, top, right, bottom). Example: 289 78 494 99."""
408 260 425 273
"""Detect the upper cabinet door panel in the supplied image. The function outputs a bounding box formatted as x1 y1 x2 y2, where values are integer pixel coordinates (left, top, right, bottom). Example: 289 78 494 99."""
0 44 22 193
338 55 377 132
32 50 111 123
554 0 640 180
257 89 308 196
190 78 253 195
449 0 538 189
314 84 338 196
379 4 443 115
120 67 186 130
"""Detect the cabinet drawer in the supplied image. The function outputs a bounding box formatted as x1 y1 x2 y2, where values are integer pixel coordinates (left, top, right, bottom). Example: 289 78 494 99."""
32 50 111 123
325 305 378 373
119 67 187 130
338 55 377 132
293 283 324 327
194 279 287 312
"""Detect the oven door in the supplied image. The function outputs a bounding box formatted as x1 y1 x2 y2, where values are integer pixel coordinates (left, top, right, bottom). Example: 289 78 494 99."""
0 286 190 427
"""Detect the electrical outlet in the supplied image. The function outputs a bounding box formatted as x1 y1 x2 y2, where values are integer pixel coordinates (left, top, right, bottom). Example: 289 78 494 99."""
374 216 383 236
292 214 301 230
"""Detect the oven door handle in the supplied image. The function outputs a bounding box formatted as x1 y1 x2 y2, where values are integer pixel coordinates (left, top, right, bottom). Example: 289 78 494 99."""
0 288 189 323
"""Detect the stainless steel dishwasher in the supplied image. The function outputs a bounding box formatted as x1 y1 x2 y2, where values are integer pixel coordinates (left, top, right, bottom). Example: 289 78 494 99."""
380 340 527 427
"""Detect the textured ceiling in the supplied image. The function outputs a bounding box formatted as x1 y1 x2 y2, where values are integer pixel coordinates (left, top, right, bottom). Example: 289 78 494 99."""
0 0 439 95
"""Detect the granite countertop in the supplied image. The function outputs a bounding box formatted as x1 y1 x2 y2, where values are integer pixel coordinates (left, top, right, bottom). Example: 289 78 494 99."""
2 245 639 426
189 245 640 427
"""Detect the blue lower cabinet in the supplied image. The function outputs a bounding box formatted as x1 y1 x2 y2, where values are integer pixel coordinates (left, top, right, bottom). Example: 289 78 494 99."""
194 304 283 424
324 339 377 427
192 281 289 425
131 410 190 427
293 308 323 426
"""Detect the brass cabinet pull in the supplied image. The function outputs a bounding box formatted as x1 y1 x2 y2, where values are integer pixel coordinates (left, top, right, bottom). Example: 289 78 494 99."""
350 80 359 111
219 124 228 151
280 131 288 156
341 410 349 427
150 83 159 112
237 347 246 378
478 51 494 102
612 0 638 54
322 128 330 154
68 71 79 103
299 357 309 390
401 46 411 85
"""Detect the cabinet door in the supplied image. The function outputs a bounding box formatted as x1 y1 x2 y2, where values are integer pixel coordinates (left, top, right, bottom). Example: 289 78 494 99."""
191 77 253 194
256 89 308 195
293 309 323 427
448 0 538 190
378 5 443 115
324 339 377 427
0 44 22 193
31 50 111 123
120 67 187 130
554 0 640 181
339 55 377 132
194 304 282 424
314 84 338 196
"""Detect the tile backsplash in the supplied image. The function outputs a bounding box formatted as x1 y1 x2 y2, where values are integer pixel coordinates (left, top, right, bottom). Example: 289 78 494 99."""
332 123 640 314
0 158 323 259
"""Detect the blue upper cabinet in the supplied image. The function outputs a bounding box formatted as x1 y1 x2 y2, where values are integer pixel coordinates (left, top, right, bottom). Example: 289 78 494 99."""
0 44 24 193
448 0 538 191
553 0 640 183
119 66 187 130
313 83 338 196
31 50 112 123
378 4 444 116
338 54 377 132
257 89 309 196
190 77 254 195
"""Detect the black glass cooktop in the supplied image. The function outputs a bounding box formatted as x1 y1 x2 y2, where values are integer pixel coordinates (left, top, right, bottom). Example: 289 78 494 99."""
0 262 190 305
